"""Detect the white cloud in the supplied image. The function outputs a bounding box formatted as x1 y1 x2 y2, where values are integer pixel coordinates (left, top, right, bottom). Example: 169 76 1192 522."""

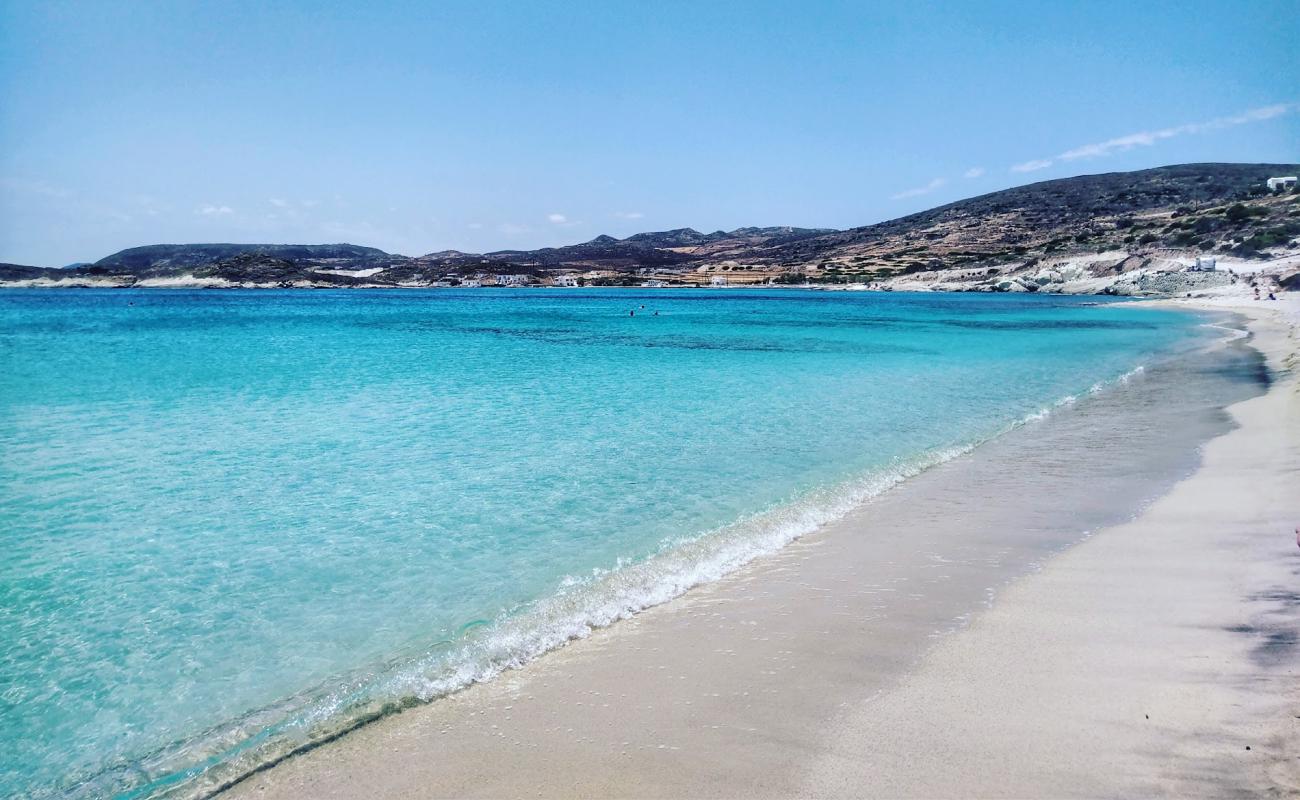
613 211 644 220
1010 159 1053 173
1058 103 1292 162
546 212 582 227
268 197 288 208
1010 102 1294 174
467 222 484 229
891 177 947 200
963 167 986 179
197 204 233 215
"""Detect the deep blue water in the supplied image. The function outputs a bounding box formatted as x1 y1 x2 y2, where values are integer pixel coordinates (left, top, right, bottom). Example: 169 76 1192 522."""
0 289 1215 798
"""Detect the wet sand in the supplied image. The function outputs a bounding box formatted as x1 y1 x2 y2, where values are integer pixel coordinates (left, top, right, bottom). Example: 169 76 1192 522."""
220 300 1298 799
805 299 1300 797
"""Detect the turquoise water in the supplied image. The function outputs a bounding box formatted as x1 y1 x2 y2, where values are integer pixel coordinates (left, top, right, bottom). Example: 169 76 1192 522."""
0 289 1215 798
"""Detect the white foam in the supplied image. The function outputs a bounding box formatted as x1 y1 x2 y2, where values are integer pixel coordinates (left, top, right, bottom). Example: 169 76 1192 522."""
159 357 1170 799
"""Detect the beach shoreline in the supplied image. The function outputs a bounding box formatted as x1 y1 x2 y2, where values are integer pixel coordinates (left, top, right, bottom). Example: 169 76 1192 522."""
214 294 1298 800
804 295 1300 798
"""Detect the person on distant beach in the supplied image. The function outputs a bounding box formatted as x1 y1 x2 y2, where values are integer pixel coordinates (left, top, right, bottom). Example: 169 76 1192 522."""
629 309 635 316
1254 287 1261 300
1268 292 1277 300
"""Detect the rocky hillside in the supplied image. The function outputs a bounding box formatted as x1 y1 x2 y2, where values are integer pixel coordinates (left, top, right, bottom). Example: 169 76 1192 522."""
94 243 392 272
730 163 1298 283
3 163 1296 291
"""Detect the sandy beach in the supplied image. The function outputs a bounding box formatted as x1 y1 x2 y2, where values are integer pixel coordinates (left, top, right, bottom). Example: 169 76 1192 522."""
806 295 1300 798
5 6 1296 796
218 295 1299 800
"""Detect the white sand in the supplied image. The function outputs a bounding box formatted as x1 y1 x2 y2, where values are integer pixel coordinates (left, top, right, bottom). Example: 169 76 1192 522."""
804 297 1300 797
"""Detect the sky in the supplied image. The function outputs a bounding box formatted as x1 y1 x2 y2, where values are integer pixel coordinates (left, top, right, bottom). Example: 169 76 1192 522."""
1 1 1297 266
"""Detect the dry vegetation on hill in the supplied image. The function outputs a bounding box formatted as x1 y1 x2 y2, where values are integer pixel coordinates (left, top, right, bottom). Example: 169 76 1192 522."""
3 163 1297 292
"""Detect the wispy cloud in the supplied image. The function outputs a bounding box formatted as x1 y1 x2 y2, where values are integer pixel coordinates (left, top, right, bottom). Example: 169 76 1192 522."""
546 212 581 227
1059 104 1291 161
268 197 288 208
1011 159 1053 173
963 167 986 179
891 177 946 200
1010 103 1294 174
497 223 531 236
197 204 233 216
613 211 644 220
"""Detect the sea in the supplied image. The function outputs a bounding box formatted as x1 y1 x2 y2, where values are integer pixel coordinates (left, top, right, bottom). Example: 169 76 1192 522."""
0 288 1264 799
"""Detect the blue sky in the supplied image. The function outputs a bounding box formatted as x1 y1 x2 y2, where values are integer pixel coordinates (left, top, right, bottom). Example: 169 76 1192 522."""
1 0 1296 266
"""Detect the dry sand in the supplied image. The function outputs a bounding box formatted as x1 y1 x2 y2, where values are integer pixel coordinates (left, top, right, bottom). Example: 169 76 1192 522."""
805 297 1300 798
221 296 1299 800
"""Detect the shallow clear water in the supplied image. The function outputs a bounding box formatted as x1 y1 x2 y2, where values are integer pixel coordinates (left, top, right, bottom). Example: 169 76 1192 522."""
0 289 1220 798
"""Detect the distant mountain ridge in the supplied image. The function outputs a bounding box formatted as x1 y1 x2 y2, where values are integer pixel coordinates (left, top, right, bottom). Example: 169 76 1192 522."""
2 163 1296 288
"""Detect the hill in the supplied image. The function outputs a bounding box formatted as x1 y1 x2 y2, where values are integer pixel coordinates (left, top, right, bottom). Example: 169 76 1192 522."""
717 163 1298 278
3 163 1296 291
94 243 392 273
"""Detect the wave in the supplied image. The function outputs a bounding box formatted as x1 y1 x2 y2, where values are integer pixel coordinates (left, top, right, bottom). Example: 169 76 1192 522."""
67 359 1165 800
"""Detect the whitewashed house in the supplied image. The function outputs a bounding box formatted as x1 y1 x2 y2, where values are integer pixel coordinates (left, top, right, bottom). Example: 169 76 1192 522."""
1266 176 1297 192
551 275 579 287
495 274 531 286
710 275 729 286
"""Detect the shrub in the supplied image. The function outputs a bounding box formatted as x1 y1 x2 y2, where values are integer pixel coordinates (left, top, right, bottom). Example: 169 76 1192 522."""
1225 203 1268 223
1233 230 1287 256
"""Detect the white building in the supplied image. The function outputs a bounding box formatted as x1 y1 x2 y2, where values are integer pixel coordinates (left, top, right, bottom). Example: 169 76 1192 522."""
551 275 579 287
1189 256 1217 272
495 274 531 286
1266 176 1297 192
710 275 729 286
